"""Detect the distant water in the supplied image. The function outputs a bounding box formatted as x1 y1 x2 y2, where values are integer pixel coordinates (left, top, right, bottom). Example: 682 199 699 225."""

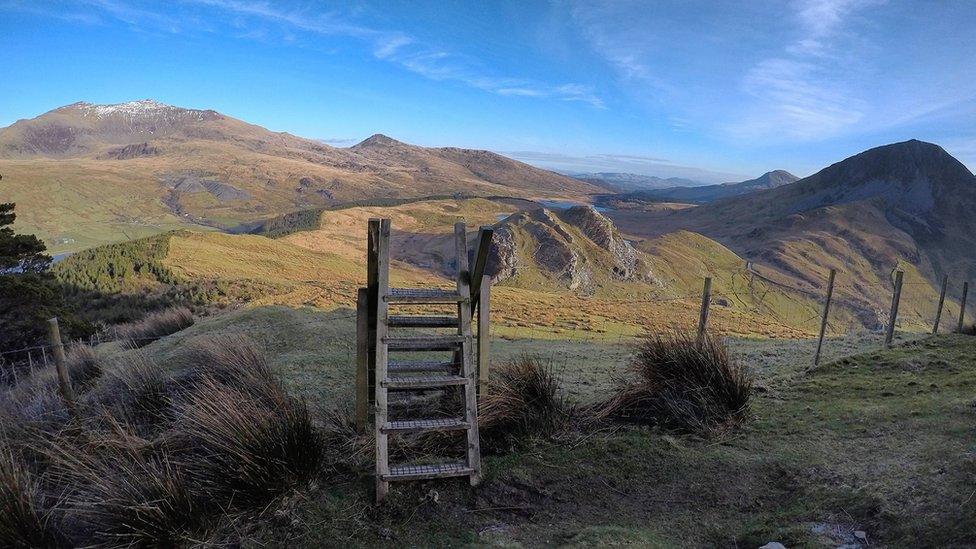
52 253 71 264
536 199 608 213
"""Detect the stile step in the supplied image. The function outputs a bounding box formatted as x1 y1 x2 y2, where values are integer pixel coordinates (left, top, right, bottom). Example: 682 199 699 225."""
382 375 468 389
381 418 469 434
389 359 457 373
384 335 466 351
388 315 459 328
382 462 474 481
385 288 468 304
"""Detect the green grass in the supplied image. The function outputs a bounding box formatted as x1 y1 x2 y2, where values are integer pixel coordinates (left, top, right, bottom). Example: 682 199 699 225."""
130 305 975 547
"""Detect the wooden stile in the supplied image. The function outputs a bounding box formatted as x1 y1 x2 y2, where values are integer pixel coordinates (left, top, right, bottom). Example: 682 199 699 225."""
362 218 490 503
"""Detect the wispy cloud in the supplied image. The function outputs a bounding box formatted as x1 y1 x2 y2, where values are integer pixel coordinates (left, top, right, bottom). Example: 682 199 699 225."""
68 0 604 109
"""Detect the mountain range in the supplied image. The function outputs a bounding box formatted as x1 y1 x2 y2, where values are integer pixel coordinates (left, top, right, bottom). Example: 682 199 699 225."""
605 170 799 204
610 139 976 325
0 100 599 250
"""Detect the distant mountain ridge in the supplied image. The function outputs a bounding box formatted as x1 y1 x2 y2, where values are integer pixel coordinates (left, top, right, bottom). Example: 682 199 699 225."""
573 172 706 192
605 170 799 204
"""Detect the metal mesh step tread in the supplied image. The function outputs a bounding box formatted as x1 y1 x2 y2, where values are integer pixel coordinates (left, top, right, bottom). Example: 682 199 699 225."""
383 462 474 481
382 418 469 433
384 335 466 351
388 359 457 373
382 375 469 389
388 315 459 328
385 288 468 303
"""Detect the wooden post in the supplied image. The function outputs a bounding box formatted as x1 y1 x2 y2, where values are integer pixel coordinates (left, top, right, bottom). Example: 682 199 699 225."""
477 277 491 396
932 274 948 334
697 277 712 340
884 270 904 348
454 222 482 486
469 227 494 307
957 281 969 332
355 287 369 432
366 220 380 410
27 351 34 376
373 219 391 503
813 269 836 367
47 317 76 414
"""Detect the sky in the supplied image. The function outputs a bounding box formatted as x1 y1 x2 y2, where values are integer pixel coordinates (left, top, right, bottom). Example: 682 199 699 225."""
1 0 976 182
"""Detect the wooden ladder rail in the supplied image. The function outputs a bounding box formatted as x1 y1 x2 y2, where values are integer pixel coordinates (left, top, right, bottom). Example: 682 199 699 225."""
372 218 393 502
455 222 482 486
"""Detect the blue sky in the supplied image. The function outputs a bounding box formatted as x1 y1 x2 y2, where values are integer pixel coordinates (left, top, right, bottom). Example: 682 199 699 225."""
2 0 976 182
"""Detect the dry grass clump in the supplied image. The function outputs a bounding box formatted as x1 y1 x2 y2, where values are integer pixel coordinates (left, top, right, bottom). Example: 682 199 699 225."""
0 334 324 547
116 306 194 349
0 448 64 548
479 355 570 449
956 323 976 336
597 331 752 433
65 344 103 389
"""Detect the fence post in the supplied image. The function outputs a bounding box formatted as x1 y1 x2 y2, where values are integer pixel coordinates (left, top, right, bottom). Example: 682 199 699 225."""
884 271 904 348
697 277 712 340
477 277 491 396
813 269 836 366
47 317 77 414
958 281 969 332
932 274 948 334
355 287 369 432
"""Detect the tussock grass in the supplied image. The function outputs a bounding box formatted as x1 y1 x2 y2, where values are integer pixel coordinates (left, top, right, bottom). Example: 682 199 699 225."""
480 355 570 449
956 323 976 336
597 331 752 433
0 447 63 548
116 306 194 348
0 334 324 547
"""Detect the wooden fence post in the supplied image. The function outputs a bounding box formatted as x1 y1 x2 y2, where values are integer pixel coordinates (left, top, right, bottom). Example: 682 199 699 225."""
697 277 712 340
477 277 491 396
47 317 77 414
355 287 369 432
884 270 904 348
813 269 836 367
932 274 948 334
957 281 969 332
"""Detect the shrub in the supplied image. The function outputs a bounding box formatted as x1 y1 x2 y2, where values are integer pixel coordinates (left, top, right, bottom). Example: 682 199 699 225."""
479 355 570 449
597 331 752 433
115 306 194 348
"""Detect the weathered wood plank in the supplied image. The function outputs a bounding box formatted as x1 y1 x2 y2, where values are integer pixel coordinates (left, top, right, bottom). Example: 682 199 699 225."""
356 288 369 432
373 218 392 503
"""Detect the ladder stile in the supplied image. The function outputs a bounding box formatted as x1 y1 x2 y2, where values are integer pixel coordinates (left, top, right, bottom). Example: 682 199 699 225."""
366 218 489 502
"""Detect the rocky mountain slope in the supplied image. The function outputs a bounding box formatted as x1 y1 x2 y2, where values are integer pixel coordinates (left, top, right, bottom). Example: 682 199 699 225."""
612 140 976 325
574 172 704 192
0 100 599 251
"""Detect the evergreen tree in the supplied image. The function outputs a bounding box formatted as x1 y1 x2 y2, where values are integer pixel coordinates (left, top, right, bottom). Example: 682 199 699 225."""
0 203 51 273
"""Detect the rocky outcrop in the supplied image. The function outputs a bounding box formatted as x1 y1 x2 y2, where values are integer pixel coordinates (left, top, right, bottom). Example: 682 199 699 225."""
102 142 159 160
486 206 655 294
558 206 641 280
